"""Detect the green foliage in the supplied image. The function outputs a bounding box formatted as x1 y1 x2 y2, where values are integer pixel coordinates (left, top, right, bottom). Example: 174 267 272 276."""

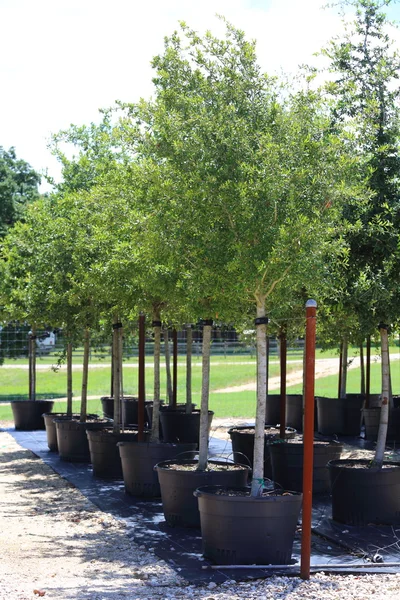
0 147 40 237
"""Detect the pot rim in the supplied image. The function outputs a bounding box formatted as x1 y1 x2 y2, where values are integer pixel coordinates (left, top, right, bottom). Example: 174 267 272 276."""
193 484 303 501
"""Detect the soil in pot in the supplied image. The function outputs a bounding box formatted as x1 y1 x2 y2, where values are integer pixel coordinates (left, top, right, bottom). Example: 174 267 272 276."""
194 485 302 565
270 439 343 494
228 425 296 480
118 441 197 498
11 400 54 431
159 409 213 447
155 459 250 528
87 428 150 479
43 412 98 452
329 459 400 525
55 418 111 462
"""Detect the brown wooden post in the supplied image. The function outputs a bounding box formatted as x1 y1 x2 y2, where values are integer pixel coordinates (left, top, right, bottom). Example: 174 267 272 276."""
300 299 317 580
173 328 178 408
279 326 287 439
138 314 146 442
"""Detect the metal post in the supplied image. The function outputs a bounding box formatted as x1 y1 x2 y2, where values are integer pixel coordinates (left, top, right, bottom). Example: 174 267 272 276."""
279 326 287 439
300 299 317 580
138 314 146 442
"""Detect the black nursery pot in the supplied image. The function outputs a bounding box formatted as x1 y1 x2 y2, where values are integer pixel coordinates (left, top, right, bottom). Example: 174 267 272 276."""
43 412 97 452
228 425 296 480
118 441 197 497
363 407 400 441
329 459 400 526
159 409 213 446
317 395 363 436
100 396 141 422
55 418 111 462
285 394 303 431
87 428 148 479
11 400 54 431
194 486 302 565
155 459 250 528
270 439 343 494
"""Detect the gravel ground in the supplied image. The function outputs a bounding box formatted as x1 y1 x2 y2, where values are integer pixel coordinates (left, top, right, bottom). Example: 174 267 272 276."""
1 428 400 600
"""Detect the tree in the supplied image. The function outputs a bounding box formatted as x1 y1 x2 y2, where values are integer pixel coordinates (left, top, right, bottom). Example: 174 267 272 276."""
0 146 40 237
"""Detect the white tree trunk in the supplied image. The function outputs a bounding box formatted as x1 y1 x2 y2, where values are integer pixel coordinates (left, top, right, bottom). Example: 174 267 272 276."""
80 328 90 422
164 328 173 405
186 325 193 414
374 326 390 466
339 337 348 399
198 321 212 471
67 341 73 417
251 300 267 497
151 313 161 443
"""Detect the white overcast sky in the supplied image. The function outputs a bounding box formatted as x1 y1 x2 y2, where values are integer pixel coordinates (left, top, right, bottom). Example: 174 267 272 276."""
1 0 400 189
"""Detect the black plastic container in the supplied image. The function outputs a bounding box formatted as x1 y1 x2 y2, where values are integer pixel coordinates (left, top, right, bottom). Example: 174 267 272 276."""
363 407 400 441
87 428 149 478
11 400 54 431
43 412 97 452
317 396 363 436
285 394 303 431
265 394 281 425
159 409 213 446
329 459 400 525
270 439 343 494
118 441 197 497
55 418 111 462
228 425 296 480
155 459 250 528
194 485 302 565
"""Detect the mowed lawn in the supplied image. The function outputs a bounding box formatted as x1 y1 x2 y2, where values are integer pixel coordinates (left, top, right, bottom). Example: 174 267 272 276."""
1 347 399 420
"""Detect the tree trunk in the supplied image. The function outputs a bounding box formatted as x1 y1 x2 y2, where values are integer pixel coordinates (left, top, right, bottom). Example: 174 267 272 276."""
29 324 37 401
172 328 178 408
80 328 90 422
366 335 371 408
251 299 267 497
66 341 73 417
360 342 365 396
112 320 122 434
374 325 390 467
151 312 162 443
197 320 212 471
164 328 173 405
186 325 193 414
338 341 343 400
279 326 287 439
339 337 348 399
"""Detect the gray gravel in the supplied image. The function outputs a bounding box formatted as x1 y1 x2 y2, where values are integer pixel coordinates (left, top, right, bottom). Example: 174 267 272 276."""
1 429 400 600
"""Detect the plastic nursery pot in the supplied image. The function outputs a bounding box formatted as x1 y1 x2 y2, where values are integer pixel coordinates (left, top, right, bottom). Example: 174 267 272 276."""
363 407 400 441
87 428 148 479
11 400 54 431
43 412 98 452
269 439 343 494
159 410 213 446
265 394 282 425
316 396 363 436
329 459 400 526
228 425 296 480
194 486 302 565
285 395 303 431
155 459 250 528
118 441 197 498
100 396 140 421
55 418 111 462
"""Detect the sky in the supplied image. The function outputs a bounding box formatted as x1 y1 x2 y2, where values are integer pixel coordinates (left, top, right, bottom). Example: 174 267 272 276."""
1 0 400 190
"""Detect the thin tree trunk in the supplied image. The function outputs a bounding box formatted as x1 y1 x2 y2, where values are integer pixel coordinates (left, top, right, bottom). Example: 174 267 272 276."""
172 328 178 408
164 328 173 405
66 341 73 417
80 328 90 422
339 337 348 399
251 299 267 497
360 342 365 396
151 311 161 443
197 320 212 471
374 325 390 467
112 319 122 434
338 341 343 400
366 335 371 408
110 339 114 397
30 324 37 401
186 325 193 414
28 332 33 401
279 326 287 439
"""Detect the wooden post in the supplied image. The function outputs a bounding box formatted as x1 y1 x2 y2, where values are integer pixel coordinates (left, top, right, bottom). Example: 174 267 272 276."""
138 314 146 442
300 299 317 581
